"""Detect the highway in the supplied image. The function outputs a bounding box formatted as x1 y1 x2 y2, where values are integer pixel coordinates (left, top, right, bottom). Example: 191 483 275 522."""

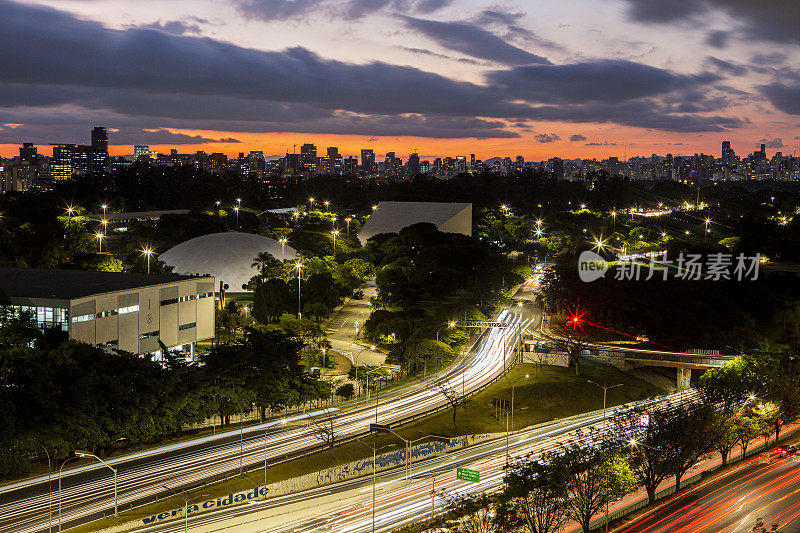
132 390 697 532
616 452 800 533
0 301 530 533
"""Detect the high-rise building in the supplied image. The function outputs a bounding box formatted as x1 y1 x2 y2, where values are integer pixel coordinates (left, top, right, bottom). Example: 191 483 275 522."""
283 152 300 174
50 144 77 180
326 147 343 174
360 149 375 173
408 152 420 174
300 143 317 173
134 145 150 162
210 152 227 173
343 156 358 174
19 142 37 164
90 126 109 176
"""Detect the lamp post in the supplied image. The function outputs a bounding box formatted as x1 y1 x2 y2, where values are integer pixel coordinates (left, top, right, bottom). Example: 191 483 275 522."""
331 216 337 229
587 380 623 533
371 426 450 482
74 451 117 517
435 320 456 343
58 457 79 532
101 204 107 217
353 437 395 533
279 237 287 261
28 438 52 532
510 373 529 434
309 197 315 211
234 206 239 230
95 232 104 253
141 247 153 274
324 200 330 211
295 261 303 318
332 229 339 255
345 217 352 237
704 218 711 242
162 484 209 533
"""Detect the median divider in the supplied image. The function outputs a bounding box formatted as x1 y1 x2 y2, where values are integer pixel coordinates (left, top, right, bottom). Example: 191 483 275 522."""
110 433 502 531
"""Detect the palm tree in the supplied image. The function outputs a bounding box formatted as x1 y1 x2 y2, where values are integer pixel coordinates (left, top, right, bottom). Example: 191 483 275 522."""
251 251 275 274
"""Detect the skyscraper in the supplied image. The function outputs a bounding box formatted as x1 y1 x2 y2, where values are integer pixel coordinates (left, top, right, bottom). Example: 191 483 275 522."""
90 126 109 176
361 149 375 172
408 152 420 174
721 140 735 166
19 142 37 164
300 143 317 173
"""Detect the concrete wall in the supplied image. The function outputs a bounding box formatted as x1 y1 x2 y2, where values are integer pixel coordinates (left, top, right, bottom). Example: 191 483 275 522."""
68 277 214 356
438 204 473 237
521 351 570 367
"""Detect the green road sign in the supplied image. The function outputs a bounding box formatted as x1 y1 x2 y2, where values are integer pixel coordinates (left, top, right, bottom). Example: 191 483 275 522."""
456 467 480 483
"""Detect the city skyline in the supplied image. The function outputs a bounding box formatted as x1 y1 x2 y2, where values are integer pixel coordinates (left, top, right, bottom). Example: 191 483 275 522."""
0 0 798 159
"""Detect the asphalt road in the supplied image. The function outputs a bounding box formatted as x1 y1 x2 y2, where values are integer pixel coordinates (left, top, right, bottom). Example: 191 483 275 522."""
0 285 532 533
618 452 800 533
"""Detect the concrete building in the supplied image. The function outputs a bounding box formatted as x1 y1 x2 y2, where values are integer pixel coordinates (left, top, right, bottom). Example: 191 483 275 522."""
0 267 215 358
160 232 297 292
357 201 472 245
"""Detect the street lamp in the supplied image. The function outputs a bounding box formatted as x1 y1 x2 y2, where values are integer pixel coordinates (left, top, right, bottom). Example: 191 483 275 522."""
309 197 315 211
371 204 378 212
332 229 340 255
331 216 337 228
704 218 711 242
74 451 117 517
234 206 239 230
371 426 450 481
278 237 287 261
345 217 352 237
141 247 154 274
162 484 209 533
95 232 104 253
436 321 456 343
324 200 330 211
101 204 107 217
353 437 396 533
294 261 303 318
58 456 79 532
587 380 623 533
27 438 52 532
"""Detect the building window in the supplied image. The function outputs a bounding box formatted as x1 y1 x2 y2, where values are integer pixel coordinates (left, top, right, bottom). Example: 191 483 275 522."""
160 297 178 306
139 330 159 339
12 305 69 330
178 295 196 303
97 339 118 348
178 322 197 331
118 305 139 315
197 292 213 299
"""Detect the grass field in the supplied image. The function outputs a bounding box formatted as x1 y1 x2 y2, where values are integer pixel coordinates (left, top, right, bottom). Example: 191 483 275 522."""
77 359 663 531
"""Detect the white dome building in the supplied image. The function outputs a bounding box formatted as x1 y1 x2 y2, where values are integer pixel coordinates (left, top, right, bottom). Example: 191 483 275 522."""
160 232 297 292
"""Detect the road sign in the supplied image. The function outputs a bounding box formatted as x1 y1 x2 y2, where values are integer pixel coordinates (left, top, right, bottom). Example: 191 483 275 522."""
639 413 650 428
456 467 480 483
463 320 509 328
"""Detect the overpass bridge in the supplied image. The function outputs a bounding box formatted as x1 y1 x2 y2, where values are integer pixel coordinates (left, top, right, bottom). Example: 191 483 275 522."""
529 333 735 389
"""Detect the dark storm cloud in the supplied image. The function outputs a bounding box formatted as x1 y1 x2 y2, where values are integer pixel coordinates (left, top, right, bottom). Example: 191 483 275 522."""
758 83 800 115
0 0 746 140
705 30 730 48
486 60 714 104
400 16 551 65
621 0 800 44
569 134 587 142
534 133 560 143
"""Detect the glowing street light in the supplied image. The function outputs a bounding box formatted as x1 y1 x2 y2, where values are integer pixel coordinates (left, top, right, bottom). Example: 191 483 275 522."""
279 237 287 261
294 261 303 318
331 216 337 228
309 197 315 211
141 247 154 274
95 232 104 253
345 216 352 237
234 206 239 230
371 204 378 212
332 229 340 254
101 204 108 216
593 237 606 251
324 200 330 211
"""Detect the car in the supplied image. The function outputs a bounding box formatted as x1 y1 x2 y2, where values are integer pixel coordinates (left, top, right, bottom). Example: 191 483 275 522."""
776 445 798 458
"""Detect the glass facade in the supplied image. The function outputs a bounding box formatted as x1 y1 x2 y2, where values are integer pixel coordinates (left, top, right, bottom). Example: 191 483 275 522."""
10 305 69 331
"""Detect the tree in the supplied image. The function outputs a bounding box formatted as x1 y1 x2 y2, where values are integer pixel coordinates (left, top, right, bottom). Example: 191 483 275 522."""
444 494 500 533
546 434 635 533
665 403 718 491
435 380 470 426
336 383 355 401
617 406 676 503
501 459 569 533
252 278 291 323
310 406 337 456
251 251 280 275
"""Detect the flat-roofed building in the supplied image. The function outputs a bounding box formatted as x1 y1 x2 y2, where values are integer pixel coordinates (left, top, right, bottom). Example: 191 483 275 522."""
357 201 472 245
0 267 214 359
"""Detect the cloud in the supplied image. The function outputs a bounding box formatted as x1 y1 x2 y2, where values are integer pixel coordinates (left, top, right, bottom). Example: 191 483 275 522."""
705 56 748 77
486 59 715 104
621 0 800 44
235 0 452 21
759 82 800 115
397 46 483 65
400 16 550 65
569 134 587 142
705 30 730 48
137 18 206 35
535 133 560 143
758 138 785 149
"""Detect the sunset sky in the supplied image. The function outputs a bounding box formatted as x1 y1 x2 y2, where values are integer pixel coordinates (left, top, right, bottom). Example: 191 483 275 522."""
0 0 798 160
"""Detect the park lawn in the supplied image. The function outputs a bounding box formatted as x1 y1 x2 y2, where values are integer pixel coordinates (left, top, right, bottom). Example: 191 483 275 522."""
391 359 665 441
78 360 663 532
